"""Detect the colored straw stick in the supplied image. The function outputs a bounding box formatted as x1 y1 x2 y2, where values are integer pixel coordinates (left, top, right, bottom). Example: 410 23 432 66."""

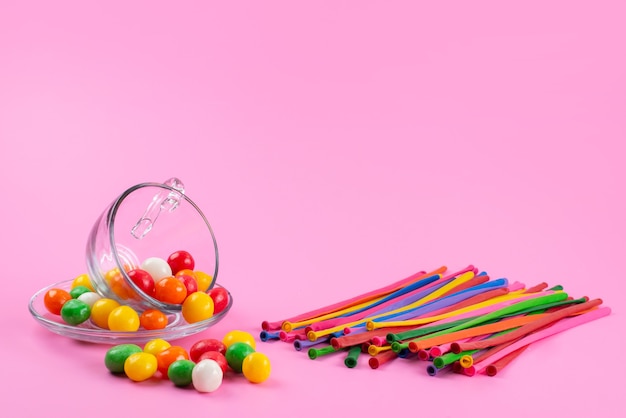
309 271 479 339
433 349 480 369
371 278 510 324
388 315 483 344
344 345 362 368
451 298 604 354
523 282 548 293
367 290 563 331
368 344 392 356
261 266 451 330
260 331 280 341
330 326 415 350
305 274 451 332
294 337 330 351
407 313 546 352
369 349 398 369
472 307 610 374
417 349 430 360
308 345 341 360
437 274 490 298
485 345 530 376
427 363 453 376
308 274 465 335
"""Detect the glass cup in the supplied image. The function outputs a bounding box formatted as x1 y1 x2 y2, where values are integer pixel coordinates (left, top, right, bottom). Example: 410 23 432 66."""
85 177 219 313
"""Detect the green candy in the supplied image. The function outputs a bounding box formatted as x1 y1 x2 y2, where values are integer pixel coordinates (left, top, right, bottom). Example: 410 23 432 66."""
225 342 255 373
69 285 92 299
60 299 91 325
167 359 195 387
104 344 142 374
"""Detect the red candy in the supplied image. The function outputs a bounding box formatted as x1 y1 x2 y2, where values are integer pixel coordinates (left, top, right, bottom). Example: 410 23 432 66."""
128 269 156 297
190 338 227 362
167 250 195 275
207 287 229 314
177 274 198 296
197 351 229 374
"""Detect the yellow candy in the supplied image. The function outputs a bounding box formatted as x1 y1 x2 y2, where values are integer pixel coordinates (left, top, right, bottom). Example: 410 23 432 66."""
90 298 121 329
182 292 214 324
124 352 157 382
71 273 94 292
108 306 140 332
242 352 271 383
193 270 213 292
144 339 171 356
222 330 256 350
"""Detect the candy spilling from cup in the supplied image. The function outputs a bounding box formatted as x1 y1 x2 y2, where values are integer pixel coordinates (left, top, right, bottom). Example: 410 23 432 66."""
43 250 229 331
29 178 231 343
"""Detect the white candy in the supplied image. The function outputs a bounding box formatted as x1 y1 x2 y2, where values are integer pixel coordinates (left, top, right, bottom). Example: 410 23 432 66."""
77 292 101 307
192 359 223 393
140 257 172 282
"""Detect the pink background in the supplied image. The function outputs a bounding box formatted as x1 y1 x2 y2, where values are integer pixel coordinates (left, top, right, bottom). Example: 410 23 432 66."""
2 1 624 416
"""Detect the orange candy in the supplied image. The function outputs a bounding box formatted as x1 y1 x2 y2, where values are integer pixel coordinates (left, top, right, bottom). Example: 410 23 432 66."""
154 276 187 304
44 288 72 315
156 346 190 375
140 309 169 330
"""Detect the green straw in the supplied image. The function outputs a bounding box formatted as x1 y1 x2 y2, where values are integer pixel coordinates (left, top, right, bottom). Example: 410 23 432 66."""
407 293 569 344
387 316 478 343
308 345 340 360
344 345 362 368
433 349 480 369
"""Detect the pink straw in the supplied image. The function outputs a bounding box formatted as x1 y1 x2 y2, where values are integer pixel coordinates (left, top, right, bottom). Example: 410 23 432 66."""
473 307 611 375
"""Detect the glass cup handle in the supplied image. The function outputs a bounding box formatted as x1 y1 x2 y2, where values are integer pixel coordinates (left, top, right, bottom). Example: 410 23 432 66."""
131 177 185 239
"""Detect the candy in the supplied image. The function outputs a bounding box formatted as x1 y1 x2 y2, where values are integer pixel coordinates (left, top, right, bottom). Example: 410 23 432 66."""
107 305 140 332
192 270 213 292
106 268 133 300
71 273 94 292
192 359 223 393
60 299 91 325
141 257 172 283
156 346 189 375
77 291 101 307
197 351 228 374
127 269 156 297
143 338 171 356
44 288 72 315
223 330 256 350
154 276 187 304
182 292 214 324
105 344 142 374
167 250 195 275
225 342 255 373
103 333 270 391
90 298 121 329
189 339 227 361
207 287 229 314
69 285 92 299
242 352 271 383
124 352 158 382
177 273 198 296
167 359 195 387
140 309 168 330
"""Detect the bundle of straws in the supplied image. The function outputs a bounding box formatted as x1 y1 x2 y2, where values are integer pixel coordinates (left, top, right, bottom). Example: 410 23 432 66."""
260 265 611 377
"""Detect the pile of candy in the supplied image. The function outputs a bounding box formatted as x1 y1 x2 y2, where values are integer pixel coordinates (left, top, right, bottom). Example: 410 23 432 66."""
43 250 228 331
260 265 610 377
104 330 271 392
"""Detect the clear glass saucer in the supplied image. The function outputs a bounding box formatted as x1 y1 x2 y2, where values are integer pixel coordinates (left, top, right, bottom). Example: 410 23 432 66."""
29 279 233 344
